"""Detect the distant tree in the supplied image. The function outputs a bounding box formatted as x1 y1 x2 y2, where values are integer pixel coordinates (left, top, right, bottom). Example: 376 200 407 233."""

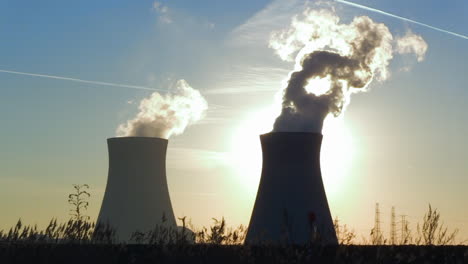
415 204 459 245
208 217 226 244
68 184 91 221
334 217 356 245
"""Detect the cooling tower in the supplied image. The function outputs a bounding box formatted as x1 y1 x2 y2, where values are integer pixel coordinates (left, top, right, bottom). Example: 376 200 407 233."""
97 137 177 241
245 132 337 245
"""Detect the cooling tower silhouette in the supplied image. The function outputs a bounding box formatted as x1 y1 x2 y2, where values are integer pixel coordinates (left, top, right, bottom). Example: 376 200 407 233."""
245 132 337 244
97 137 176 241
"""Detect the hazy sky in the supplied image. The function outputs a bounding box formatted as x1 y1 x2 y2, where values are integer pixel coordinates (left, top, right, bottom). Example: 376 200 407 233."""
0 0 467 242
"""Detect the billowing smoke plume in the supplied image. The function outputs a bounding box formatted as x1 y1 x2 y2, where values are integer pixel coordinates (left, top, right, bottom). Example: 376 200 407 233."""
117 79 207 139
270 9 427 133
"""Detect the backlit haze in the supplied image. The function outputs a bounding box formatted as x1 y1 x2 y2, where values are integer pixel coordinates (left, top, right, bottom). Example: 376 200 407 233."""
0 0 467 242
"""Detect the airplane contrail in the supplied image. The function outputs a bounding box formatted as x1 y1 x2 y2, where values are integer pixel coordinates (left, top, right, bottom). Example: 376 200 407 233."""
0 68 229 108
334 0 468 40
0 69 165 91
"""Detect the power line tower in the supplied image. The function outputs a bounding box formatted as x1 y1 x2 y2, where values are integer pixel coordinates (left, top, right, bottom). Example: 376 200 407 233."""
373 203 383 244
390 206 396 245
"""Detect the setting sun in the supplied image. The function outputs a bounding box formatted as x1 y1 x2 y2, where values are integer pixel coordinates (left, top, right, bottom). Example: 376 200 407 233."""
230 106 354 197
321 116 355 196
229 107 277 194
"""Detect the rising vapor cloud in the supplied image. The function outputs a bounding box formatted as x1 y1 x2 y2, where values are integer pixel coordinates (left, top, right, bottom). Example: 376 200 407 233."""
117 79 208 139
270 9 427 133
396 31 428 62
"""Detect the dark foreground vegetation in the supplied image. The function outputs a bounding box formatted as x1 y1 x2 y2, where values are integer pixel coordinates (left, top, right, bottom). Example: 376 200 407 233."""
1 185 466 263
1 244 468 264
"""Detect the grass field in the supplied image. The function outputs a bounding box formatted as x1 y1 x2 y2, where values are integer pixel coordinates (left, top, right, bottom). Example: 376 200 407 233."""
1 185 465 263
2 243 468 264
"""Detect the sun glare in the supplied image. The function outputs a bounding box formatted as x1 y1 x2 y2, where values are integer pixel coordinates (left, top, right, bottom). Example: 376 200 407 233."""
230 107 278 194
230 107 354 197
304 76 333 95
320 115 355 196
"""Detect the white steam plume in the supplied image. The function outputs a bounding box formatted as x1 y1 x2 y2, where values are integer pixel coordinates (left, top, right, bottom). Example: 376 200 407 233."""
270 9 427 133
117 79 207 139
396 31 428 62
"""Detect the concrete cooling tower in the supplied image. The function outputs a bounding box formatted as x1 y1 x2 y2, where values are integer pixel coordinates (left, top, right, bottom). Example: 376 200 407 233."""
245 132 337 245
97 137 177 241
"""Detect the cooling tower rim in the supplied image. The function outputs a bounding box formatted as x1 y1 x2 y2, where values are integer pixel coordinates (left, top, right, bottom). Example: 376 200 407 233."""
107 136 168 142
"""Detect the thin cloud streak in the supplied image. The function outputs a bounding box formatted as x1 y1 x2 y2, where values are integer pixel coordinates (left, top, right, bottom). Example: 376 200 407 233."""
204 66 289 95
173 192 218 197
335 0 468 40
228 0 304 46
0 68 231 114
0 69 165 91
167 147 229 170
197 108 234 125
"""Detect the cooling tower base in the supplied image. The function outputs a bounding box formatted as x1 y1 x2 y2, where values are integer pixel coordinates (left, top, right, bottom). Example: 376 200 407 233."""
96 137 177 242
245 132 338 245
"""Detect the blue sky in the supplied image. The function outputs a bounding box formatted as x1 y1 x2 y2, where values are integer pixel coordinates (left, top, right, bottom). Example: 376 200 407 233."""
0 0 467 241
